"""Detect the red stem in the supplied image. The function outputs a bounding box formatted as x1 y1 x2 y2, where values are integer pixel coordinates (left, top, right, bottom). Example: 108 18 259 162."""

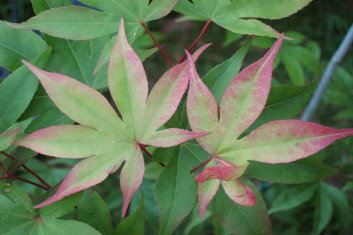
22 165 51 189
190 156 214 173
140 146 165 167
0 175 49 191
0 151 51 189
140 22 173 68
179 19 212 63
0 162 8 175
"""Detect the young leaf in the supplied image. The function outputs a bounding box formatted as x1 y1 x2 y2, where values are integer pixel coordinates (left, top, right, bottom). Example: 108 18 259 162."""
186 35 353 217
16 19 207 218
175 0 314 38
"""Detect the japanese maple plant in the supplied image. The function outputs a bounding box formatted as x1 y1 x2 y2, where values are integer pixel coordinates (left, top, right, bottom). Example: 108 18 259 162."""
1 0 352 234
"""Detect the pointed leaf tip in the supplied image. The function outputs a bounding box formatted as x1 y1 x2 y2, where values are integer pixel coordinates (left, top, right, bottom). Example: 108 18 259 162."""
34 154 124 209
198 180 220 219
218 33 284 146
222 179 256 207
120 147 144 218
195 164 247 183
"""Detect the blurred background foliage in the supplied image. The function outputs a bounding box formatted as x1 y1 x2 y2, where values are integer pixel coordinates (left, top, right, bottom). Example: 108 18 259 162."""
1 0 353 234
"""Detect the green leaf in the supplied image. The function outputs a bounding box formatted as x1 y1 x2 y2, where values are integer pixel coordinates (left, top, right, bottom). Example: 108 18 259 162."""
0 128 20 151
269 184 317 214
282 52 305 85
0 21 48 71
226 0 313 19
0 184 101 235
0 47 52 133
155 143 209 235
0 194 36 234
78 190 114 235
40 192 83 219
8 6 120 40
203 40 251 104
246 156 337 184
28 219 101 235
114 195 144 235
0 183 33 211
31 0 72 14
324 183 353 232
313 184 333 235
175 0 313 38
45 36 111 89
209 178 271 235
80 0 177 23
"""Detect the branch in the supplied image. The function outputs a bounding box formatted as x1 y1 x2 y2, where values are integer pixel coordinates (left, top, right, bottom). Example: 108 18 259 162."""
0 175 49 191
140 22 173 68
0 162 8 175
139 146 165 167
179 19 212 63
301 24 353 121
190 156 214 173
0 151 51 189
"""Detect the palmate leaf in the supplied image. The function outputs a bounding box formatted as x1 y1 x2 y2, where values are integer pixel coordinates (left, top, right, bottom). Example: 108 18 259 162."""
175 0 314 38
186 35 353 220
16 19 207 218
0 184 99 235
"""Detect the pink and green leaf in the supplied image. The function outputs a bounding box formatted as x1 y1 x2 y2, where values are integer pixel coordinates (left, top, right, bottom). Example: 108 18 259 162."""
143 44 211 135
22 61 128 136
198 179 220 219
220 120 353 164
217 35 283 150
34 153 126 208
0 128 20 151
120 146 145 218
221 179 256 206
186 51 219 153
108 19 148 137
140 128 208 148
15 125 120 158
195 162 247 182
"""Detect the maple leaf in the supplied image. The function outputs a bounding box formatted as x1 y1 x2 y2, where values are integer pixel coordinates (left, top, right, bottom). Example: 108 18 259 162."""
15 19 208 218
186 35 353 218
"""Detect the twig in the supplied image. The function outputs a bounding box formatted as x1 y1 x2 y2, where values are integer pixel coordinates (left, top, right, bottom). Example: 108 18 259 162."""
179 19 212 63
0 175 49 191
190 156 214 173
140 22 173 67
0 162 8 175
139 146 165 167
301 24 353 121
0 151 51 189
